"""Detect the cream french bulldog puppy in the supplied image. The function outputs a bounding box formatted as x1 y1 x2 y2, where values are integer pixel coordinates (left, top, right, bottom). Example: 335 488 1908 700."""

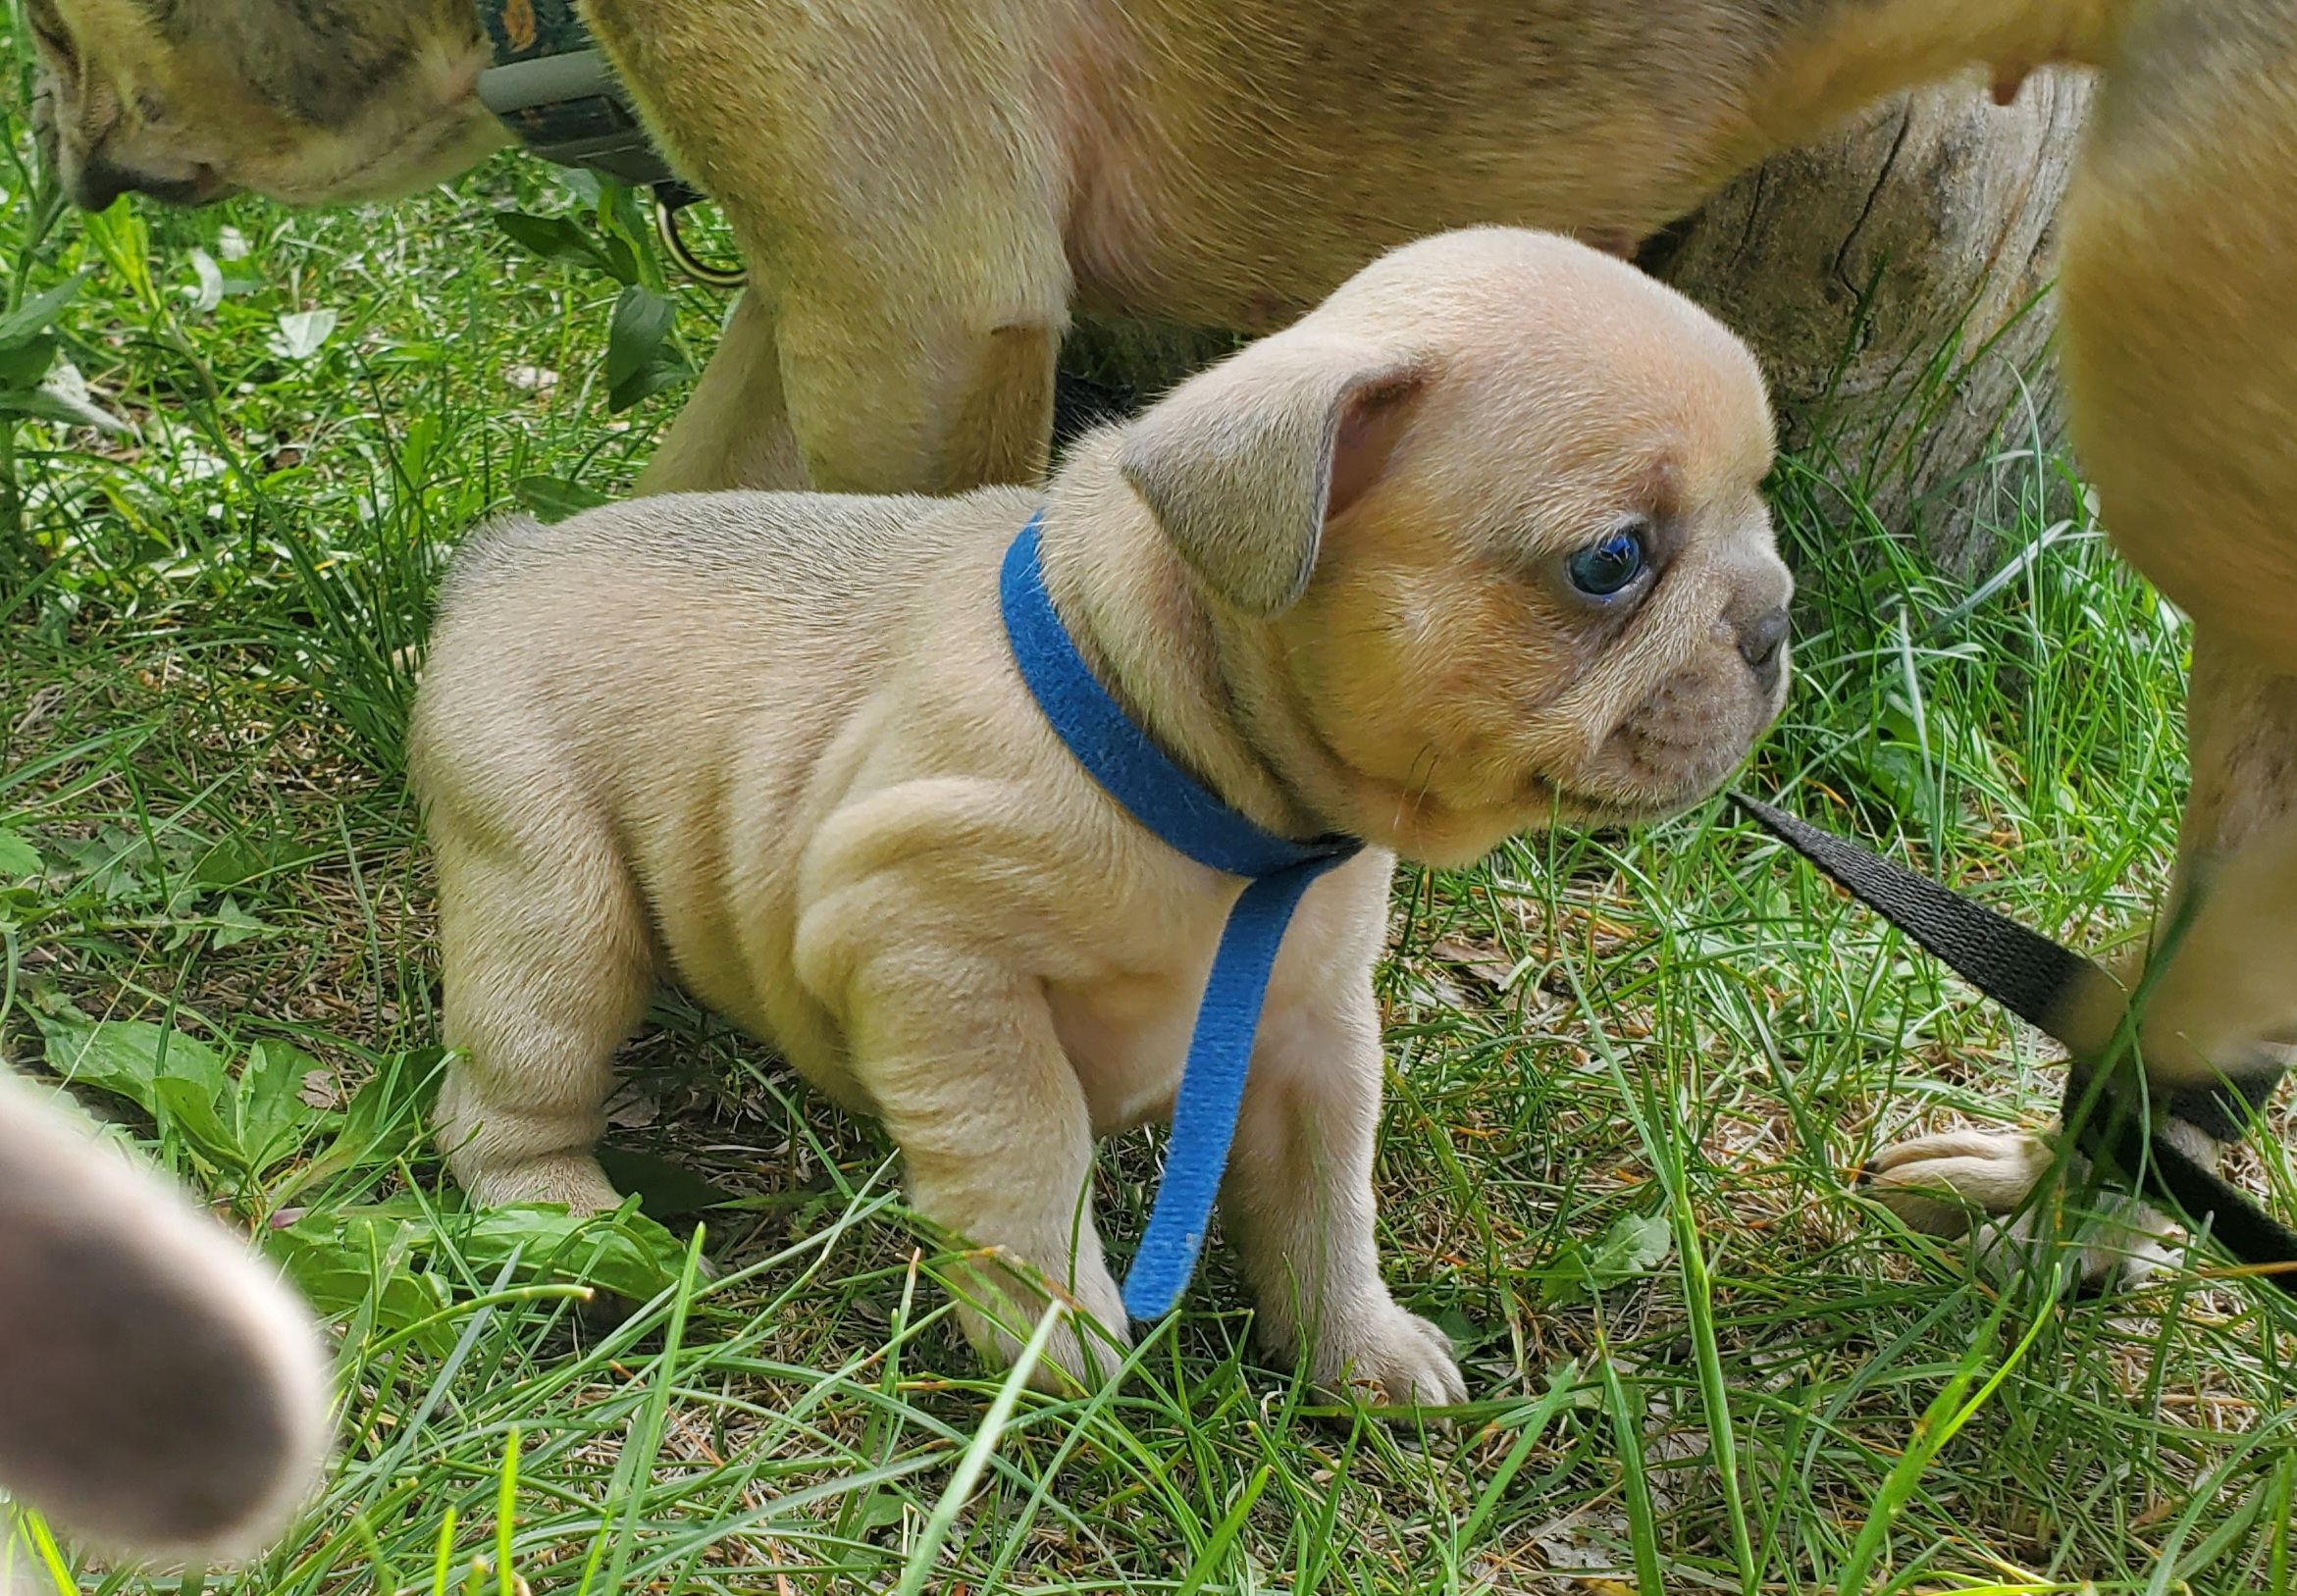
408 228 1792 1398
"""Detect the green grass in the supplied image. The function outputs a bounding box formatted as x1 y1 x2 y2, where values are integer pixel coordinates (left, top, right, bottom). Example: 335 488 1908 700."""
3 37 2296 1596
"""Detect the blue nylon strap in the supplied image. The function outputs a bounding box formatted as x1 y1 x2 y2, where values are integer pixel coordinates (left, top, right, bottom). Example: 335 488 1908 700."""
998 511 1362 1320
1118 852 1354 1318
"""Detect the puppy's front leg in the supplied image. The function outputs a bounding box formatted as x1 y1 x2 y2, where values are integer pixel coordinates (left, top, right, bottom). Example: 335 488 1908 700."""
1222 989 1466 1407
843 954 1129 1391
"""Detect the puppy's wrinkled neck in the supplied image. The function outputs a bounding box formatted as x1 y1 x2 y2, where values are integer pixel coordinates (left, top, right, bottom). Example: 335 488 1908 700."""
1032 433 1336 846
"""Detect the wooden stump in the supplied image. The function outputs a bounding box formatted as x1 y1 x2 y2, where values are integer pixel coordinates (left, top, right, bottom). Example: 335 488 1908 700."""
1643 68 2094 570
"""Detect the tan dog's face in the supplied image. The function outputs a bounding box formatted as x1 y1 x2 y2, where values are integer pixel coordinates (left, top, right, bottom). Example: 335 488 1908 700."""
1121 229 1789 866
26 0 502 211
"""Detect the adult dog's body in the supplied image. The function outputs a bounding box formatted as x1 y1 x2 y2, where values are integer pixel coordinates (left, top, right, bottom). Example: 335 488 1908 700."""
32 0 2297 1243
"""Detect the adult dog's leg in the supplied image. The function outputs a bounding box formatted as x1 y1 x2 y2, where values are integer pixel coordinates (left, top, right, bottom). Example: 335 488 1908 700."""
772 276 1063 494
586 0 1069 495
638 288 808 494
1870 0 2297 1267
2117 640 2297 1114
1867 638 2297 1280
641 249 1061 496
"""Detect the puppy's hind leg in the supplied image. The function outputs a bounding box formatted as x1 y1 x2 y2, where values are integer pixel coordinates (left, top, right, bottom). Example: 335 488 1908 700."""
429 804 653 1214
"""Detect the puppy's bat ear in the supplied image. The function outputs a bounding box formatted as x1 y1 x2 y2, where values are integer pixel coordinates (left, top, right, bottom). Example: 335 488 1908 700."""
1117 333 1424 616
0 1066 330 1568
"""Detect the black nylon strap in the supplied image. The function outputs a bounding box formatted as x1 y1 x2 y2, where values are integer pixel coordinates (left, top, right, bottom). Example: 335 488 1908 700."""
1732 796 2091 1032
1732 793 2297 1301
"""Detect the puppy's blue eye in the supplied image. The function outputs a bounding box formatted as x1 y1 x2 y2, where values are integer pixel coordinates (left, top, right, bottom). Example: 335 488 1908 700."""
1566 528 1647 598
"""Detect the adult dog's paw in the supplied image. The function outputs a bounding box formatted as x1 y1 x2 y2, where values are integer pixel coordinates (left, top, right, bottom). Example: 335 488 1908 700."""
1861 1126 2055 1236
1863 1124 2179 1293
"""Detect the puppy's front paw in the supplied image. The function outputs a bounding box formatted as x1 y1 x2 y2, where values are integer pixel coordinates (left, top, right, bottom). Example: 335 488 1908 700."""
954 1258 1131 1395
1861 1127 2054 1237
1307 1300 1466 1410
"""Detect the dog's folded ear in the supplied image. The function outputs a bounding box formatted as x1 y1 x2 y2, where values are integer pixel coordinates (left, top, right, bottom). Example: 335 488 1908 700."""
0 1065 331 1568
1117 333 1425 616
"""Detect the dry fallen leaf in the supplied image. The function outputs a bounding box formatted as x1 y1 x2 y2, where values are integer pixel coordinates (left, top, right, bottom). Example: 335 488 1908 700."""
1429 936 1519 992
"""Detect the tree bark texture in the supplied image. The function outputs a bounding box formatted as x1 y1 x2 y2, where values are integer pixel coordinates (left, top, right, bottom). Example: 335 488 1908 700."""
1644 68 2094 570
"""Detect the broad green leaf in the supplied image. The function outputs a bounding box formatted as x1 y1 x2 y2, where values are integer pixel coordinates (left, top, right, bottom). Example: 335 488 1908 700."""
271 1197 688 1350
0 270 91 351
605 284 687 412
190 837 274 890
0 334 57 389
607 351 693 413
151 1073 246 1169
0 830 40 877
597 232 643 288
457 1203 692 1304
1585 1209 1673 1282
491 210 633 283
208 895 273 950
235 1039 333 1169
513 474 609 523
1539 1209 1673 1306
35 1014 228 1121
279 1050 442 1202
604 285 671 384
269 1211 455 1350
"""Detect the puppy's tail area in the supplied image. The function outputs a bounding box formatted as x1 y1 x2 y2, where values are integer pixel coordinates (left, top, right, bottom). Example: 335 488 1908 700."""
0 1065 332 1568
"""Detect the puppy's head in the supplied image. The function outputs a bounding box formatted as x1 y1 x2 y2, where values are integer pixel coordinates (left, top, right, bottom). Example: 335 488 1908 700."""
1119 228 1789 866
27 0 504 211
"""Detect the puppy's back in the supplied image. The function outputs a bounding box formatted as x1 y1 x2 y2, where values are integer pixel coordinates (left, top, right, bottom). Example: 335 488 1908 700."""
435 489 944 620
409 487 1031 861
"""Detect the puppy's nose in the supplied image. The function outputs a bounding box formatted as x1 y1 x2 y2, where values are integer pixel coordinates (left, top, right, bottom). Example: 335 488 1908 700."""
1737 606 1789 689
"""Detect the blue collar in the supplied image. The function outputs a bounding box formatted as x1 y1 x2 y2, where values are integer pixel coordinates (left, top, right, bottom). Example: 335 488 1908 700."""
1000 510 1362 1320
